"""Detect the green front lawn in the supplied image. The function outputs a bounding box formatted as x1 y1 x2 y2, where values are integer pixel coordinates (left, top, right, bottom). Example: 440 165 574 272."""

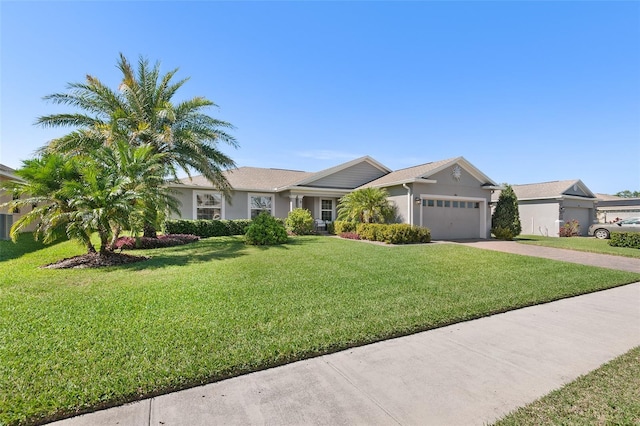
517 235 640 258
2 235 639 425
495 346 640 425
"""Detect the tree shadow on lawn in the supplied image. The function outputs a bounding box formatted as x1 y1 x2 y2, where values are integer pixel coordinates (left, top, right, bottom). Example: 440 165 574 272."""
119 236 303 271
0 232 66 262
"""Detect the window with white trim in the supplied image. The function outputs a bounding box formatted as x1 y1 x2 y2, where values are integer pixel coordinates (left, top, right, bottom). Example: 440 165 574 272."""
194 192 223 220
249 194 273 219
320 199 333 221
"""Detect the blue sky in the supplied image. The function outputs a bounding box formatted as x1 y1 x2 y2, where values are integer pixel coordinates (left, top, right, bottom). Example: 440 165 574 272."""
1 1 638 194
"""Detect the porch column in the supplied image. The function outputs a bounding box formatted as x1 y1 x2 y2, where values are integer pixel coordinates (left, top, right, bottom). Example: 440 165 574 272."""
289 196 296 212
297 195 304 209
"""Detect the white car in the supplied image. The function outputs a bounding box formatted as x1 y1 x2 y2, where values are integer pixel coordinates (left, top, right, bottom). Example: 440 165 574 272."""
588 217 640 239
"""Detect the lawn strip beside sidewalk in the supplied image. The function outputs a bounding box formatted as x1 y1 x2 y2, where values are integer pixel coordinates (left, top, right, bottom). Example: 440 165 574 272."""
494 346 640 425
517 235 640 259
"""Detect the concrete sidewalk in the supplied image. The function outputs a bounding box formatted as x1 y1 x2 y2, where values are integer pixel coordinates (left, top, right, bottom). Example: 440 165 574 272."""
455 240 640 273
52 282 640 426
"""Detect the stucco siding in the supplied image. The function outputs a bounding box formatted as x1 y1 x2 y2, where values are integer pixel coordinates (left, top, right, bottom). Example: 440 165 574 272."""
518 201 560 237
307 162 387 189
224 192 249 220
172 187 193 219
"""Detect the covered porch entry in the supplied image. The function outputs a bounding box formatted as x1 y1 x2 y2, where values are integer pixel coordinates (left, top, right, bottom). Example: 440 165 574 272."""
286 190 347 230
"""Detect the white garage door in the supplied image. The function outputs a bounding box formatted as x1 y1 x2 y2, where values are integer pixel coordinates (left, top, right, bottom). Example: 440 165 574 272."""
420 198 482 240
563 207 592 236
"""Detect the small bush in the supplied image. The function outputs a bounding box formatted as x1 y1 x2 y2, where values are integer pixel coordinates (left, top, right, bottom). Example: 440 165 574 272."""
356 223 386 242
334 221 356 234
285 208 314 235
326 222 335 235
245 213 288 245
609 232 640 249
559 219 580 237
492 226 515 241
114 234 200 250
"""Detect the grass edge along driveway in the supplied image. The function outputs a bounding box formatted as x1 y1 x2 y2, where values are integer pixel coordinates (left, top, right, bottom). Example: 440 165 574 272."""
517 234 640 258
2 235 639 425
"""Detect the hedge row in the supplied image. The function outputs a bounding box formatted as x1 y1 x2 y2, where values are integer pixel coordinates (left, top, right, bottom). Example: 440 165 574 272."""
609 232 640 249
356 223 431 244
114 234 200 250
333 221 431 244
164 219 253 238
334 220 356 234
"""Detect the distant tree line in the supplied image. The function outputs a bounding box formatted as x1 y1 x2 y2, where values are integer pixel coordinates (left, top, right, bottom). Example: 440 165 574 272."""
615 190 640 198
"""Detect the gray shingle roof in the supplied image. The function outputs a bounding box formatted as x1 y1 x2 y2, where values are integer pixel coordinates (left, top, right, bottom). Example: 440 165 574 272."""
179 167 313 191
359 157 458 188
508 180 595 200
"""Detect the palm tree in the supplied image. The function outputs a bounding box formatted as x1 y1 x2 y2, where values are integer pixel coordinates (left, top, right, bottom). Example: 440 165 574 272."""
3 154 96 252
4 143 180 256
336 187 395 223
37 53 237 236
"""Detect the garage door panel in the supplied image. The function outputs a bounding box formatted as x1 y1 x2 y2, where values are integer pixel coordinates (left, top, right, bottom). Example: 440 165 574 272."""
421 199 481 240
563 208 591 236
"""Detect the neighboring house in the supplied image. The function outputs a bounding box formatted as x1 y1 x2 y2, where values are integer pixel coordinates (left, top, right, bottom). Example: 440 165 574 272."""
493 180 597 237
595 193 640 222
171 155 500 240
0 164 23 240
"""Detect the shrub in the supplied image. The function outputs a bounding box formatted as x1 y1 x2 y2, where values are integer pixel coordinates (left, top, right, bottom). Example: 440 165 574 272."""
382 224 431 244
334 220 356 234
492 226 515 241
351 223 431 244
356 223 386 242
164 219 252 237
491 184 521 240
245 212 288 245
326 221 335 235
559 219 580 237
227 220 252 235
114 234 200 250
285 208 314 235
609 232 640 249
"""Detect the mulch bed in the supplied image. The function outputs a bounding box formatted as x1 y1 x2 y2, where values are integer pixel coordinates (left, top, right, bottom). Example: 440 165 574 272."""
42 252 149 269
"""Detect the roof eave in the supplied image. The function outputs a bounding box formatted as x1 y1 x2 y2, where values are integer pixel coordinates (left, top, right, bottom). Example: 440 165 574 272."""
366 178 438 188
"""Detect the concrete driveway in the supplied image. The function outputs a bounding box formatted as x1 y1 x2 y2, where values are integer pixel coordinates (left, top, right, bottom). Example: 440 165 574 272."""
456 239 640 273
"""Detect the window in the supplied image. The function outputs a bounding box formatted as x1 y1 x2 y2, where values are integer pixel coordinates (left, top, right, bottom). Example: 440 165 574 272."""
250 194 273 218
436 200 443 207
459 201 465 208
427 199 434 207
452 201 459 208
321 199 333 221
444 200 451 208
195 192 223 220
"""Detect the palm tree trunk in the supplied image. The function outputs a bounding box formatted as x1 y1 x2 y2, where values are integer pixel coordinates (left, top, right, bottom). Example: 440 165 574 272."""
143 209 158 238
